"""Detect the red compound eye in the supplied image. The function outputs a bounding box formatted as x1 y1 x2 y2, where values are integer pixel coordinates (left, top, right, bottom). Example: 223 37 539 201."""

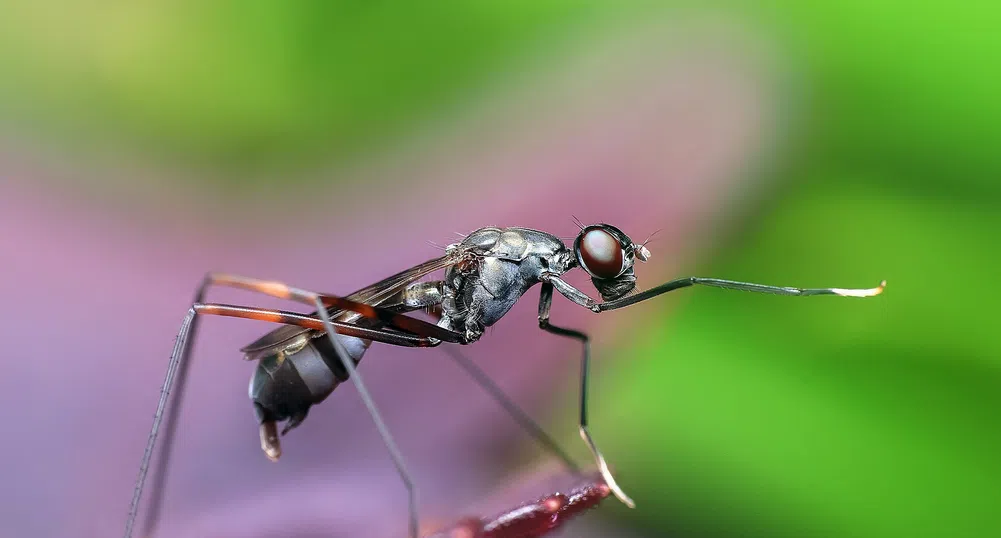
577 228 625 279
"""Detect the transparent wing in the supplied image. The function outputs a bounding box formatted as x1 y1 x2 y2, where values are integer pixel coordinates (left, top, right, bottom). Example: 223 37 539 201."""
346 251 460 305
240 250 464 354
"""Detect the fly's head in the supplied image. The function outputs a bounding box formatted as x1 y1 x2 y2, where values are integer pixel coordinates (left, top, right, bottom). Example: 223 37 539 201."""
573 223 651 301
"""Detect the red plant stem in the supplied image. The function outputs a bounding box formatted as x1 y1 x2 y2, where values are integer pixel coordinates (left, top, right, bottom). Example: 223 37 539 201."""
427 479 610 538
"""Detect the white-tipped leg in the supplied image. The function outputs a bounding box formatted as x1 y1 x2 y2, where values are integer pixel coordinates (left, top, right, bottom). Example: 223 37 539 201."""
580 426 635 508
537 282 635 510
830 280 886 298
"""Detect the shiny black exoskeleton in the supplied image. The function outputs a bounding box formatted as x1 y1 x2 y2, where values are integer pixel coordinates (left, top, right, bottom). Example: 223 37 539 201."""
245 323 373 437
249 339 339 433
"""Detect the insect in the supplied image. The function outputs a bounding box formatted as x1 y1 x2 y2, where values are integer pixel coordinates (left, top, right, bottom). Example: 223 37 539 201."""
125 222 885 538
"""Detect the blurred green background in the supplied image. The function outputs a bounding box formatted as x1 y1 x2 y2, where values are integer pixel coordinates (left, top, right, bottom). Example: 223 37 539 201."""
584 3 1001 538
1 2 996 537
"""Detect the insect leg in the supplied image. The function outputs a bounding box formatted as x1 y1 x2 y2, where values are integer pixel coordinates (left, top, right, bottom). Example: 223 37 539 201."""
204 272 464 342
129 275 210 538
194 304 443 347
441 345 582 476
129 301 442 538
543 273 885 312
536 282 635 509
128 301 349 538
311 297 420 538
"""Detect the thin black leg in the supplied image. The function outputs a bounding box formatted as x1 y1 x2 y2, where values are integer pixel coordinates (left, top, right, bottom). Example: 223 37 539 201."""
131 275 209 538
536 282 634 509
544 273 885 313
313 298 420 538
440 345 581 476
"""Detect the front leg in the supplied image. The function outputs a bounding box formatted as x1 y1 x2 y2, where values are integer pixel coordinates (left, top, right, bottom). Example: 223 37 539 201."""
541 273 601 312
542 273 885 312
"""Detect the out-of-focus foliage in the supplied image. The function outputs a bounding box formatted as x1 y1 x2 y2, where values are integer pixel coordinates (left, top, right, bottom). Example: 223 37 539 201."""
777 2 1001 196
586 3 1001 538
0 1 622 173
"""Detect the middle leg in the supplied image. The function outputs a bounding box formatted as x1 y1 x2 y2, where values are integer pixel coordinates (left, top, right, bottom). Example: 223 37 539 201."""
440 345 582 476
536 282 635 509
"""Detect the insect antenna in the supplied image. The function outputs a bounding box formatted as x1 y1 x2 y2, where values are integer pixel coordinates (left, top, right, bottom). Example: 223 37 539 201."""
426 240 448 251
640 228 662 248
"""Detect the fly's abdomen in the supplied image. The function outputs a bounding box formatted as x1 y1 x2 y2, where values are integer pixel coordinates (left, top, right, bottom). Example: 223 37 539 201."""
248 333 368 435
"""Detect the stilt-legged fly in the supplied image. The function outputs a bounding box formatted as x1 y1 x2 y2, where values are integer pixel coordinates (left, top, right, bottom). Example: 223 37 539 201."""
125 223 885 538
